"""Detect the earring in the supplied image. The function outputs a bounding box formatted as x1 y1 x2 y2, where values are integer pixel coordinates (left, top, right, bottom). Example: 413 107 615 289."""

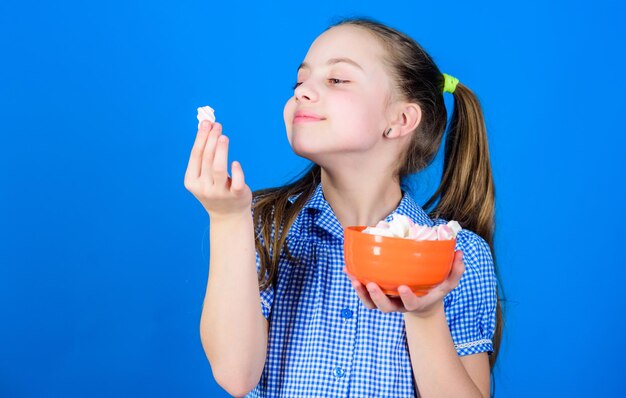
384 127 392 137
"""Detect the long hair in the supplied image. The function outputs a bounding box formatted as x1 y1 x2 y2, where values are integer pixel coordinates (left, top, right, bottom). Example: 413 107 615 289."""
252 16 505 381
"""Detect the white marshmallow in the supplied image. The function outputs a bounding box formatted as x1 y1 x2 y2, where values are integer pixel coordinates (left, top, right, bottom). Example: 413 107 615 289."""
360 215 461 241
447 220 462 236
413 225 434 241
388 214 412 238
436 225 455 240
197 105 216 128
362 227 395 237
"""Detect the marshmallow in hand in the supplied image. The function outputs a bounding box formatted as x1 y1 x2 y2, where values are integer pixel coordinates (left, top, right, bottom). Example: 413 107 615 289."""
197 105 216 128
362 214 462 241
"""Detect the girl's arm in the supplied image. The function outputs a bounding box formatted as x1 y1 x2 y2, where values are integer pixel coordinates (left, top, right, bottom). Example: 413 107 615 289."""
199 211 268 397
345 246 494 398
184 120 266 397
404 307 490 398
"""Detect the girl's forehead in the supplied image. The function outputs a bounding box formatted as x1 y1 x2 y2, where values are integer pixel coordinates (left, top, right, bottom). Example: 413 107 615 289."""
303 26 385 70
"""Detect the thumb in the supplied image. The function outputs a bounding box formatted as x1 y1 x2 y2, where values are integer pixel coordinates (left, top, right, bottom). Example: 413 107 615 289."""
230 160 245 192
448 250 465 287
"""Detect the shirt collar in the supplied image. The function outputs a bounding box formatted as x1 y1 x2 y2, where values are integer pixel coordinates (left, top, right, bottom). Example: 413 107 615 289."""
287 182 434 241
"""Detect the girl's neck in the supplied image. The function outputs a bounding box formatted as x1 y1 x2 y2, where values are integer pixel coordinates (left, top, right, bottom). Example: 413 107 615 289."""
320 168 403 229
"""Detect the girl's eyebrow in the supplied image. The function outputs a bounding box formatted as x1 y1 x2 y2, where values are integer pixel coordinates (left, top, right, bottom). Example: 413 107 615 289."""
297 57 364 73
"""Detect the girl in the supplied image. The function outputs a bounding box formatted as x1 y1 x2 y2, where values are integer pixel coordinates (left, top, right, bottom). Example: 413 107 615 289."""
186 17 502 398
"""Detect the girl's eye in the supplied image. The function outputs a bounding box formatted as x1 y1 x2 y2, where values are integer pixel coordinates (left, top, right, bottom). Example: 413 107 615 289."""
291 79 349 90
328 78 348 85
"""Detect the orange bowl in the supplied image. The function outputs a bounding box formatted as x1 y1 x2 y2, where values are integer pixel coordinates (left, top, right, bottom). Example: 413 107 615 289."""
344 226 456 296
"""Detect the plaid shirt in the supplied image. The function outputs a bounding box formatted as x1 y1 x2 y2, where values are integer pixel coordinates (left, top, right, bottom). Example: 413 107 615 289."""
246 182 497 397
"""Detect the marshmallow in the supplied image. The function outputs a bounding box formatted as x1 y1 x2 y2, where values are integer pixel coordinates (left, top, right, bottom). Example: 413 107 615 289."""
197 105 216 128
407 224 422 240
447 220 462 236
436 224 455 240
389 214 412 238
414 225 438 240
361 214 462 241
423 228 439 241
362 226 395 237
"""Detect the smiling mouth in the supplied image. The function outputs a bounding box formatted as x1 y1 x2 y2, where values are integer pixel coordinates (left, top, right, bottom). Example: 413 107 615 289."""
294 116 324 123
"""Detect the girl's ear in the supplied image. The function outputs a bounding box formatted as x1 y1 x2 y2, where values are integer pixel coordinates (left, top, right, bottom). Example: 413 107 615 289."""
387 102 422 138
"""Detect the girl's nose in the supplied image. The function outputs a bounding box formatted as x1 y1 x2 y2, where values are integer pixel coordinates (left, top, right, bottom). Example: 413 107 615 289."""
295 82 318 103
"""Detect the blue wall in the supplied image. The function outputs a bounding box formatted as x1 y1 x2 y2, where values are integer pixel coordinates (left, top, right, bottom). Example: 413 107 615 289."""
1 0 624 397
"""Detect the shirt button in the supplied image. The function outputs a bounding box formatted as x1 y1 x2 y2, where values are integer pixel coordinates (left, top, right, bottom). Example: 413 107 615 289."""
334 367 345 378
340 308 353 319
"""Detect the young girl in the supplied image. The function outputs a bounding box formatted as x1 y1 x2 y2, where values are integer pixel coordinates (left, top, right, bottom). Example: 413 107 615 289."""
186 17 502 398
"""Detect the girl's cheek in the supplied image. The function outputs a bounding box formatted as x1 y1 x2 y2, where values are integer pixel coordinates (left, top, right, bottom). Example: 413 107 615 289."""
332 91 361 108
284 99 296 124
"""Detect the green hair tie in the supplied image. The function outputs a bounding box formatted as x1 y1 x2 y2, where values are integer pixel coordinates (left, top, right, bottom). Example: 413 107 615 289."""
442 73 459 94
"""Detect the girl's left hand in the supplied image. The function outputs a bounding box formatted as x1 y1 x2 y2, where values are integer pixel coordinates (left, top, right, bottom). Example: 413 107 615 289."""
343 250 465 318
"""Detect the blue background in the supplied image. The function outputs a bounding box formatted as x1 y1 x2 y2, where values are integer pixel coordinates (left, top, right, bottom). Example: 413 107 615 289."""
1 0 624 397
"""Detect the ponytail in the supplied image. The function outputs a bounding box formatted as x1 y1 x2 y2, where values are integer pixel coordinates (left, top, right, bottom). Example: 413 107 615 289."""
423 82 504 370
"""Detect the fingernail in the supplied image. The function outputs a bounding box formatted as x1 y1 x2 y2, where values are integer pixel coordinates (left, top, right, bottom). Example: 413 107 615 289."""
201 120 209 129
366 284 375 293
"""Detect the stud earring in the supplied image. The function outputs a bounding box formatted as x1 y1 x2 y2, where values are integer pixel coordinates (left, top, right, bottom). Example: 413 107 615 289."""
384 127 392 137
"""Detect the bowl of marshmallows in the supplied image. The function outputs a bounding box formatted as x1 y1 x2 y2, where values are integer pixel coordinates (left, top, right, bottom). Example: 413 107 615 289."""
344 214 462 297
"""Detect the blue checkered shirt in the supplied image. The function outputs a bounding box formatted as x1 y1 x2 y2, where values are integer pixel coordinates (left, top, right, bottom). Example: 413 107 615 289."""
246 182 497 397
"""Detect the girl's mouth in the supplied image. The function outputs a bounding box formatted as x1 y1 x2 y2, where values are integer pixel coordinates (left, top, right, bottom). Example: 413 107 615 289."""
294 116 324 123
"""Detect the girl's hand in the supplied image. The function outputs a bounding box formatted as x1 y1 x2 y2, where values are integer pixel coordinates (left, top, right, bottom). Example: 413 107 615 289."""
184 121 252 220
343 250 465 318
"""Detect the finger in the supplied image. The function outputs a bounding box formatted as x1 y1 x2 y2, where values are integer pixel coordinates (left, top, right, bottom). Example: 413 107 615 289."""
441 250 465 293
366 282 401 313
230 161 245 193
186 120 212 180
212 135 230 187
448 250 465 287
351 280 377 310
200 122 223 181
431 250 465 299
397 285 420 310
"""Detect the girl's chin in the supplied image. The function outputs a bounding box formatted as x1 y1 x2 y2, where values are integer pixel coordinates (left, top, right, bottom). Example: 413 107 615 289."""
289 135 320 154
290 144 329 163
291 146 319 160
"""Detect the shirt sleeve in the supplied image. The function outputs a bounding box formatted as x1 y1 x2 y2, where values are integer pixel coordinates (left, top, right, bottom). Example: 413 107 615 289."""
443 229 498 357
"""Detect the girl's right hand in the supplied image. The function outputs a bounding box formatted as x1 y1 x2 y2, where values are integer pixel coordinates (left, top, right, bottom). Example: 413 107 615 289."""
184 120 252 220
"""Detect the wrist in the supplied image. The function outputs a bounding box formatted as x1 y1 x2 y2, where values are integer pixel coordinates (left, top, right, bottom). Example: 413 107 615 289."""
404 299 445 321
209 209 252 226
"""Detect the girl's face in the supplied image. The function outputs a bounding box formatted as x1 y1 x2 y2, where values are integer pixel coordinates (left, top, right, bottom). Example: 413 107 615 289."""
283 25 395 165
